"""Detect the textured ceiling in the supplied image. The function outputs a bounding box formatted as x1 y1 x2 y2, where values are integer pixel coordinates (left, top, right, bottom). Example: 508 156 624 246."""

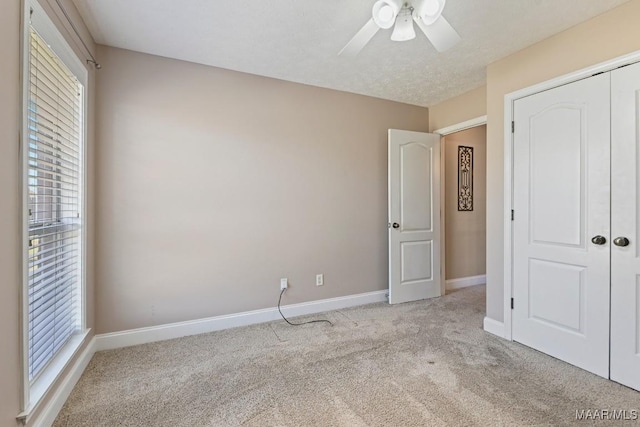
72 0 630 107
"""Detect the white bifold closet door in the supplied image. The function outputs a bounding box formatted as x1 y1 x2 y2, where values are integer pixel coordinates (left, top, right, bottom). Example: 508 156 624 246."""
513 61 640 391
512 73 611 378
610 61 640 392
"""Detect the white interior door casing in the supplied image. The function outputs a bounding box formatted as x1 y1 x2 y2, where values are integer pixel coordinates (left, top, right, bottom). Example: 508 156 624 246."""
512 74 611 378
610 61 640 391
388 130 441 304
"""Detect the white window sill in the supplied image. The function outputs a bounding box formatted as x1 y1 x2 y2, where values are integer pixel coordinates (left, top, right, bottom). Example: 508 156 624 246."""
17 329 91 424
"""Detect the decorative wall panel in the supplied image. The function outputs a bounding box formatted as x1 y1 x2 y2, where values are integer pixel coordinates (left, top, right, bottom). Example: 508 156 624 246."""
458 146 473 211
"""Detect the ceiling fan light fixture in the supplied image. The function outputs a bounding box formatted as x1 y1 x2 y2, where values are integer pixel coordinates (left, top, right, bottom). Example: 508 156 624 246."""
418 0 446 25
339 0 459 56
372 0 401 29
390 9 416 41
422 0 440 17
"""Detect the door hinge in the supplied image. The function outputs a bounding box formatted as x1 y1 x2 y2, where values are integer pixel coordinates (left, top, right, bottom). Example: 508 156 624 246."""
511 298 514 310
511 121 515 133
511 210 514 221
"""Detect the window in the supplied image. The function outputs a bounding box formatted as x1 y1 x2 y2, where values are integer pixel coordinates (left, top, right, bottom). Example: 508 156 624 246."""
21 0 88 411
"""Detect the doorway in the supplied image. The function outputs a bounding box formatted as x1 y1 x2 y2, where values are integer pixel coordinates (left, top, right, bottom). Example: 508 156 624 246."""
441 125 487 293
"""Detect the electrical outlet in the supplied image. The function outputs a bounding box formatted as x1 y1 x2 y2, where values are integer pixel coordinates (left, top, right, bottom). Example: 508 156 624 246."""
316 274 324 286
280 278 288 290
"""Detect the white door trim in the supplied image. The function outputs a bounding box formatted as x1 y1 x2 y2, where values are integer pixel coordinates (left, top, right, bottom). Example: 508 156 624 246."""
433 115 487 136
503 49 640 342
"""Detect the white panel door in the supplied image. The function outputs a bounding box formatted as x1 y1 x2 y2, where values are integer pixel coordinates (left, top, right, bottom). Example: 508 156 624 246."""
512 74 611 377
611 61 640 391
388 130 441 304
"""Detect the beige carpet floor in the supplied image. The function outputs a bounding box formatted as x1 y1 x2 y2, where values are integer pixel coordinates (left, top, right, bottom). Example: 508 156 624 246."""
53 285 639 426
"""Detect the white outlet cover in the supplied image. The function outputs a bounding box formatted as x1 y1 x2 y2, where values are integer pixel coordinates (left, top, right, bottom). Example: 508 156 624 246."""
316 274 324 286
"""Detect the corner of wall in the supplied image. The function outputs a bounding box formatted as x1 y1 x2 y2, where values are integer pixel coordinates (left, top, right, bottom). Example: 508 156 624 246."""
429 85 487 132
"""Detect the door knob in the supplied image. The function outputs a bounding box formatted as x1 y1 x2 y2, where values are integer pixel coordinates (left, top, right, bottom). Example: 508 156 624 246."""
591 235 606 245
613 237 630 247
392 223 400 229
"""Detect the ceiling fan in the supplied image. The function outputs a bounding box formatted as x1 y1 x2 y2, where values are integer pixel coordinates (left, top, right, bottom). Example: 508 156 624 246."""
339 0 460 56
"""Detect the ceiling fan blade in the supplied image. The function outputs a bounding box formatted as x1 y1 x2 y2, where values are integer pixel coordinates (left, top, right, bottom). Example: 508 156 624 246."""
414 15 460 52
339 18 380 56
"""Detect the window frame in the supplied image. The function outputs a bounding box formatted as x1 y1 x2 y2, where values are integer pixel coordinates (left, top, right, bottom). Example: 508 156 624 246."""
20 0 89 417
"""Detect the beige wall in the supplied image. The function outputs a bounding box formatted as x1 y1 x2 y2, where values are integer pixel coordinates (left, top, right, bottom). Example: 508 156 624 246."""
0 0 96 424
485 0 640 321
94 46 430 333
444 126 486 280
429 86 486 132
1 1 22 425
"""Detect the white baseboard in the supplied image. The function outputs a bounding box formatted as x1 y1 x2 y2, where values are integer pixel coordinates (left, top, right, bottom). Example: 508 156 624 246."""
95 290 388 351
32 336 96 427
445 274 486 291
483 316 505 338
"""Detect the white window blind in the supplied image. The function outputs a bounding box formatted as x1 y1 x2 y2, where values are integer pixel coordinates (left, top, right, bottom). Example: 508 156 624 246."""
26 26 84 381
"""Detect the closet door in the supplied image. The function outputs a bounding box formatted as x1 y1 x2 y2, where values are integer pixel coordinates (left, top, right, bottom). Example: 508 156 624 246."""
611 61 640 391
512 73 611 377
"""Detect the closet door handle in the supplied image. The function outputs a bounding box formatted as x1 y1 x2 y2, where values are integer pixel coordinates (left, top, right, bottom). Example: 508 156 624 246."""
591 235 606 245
613 237 630 247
